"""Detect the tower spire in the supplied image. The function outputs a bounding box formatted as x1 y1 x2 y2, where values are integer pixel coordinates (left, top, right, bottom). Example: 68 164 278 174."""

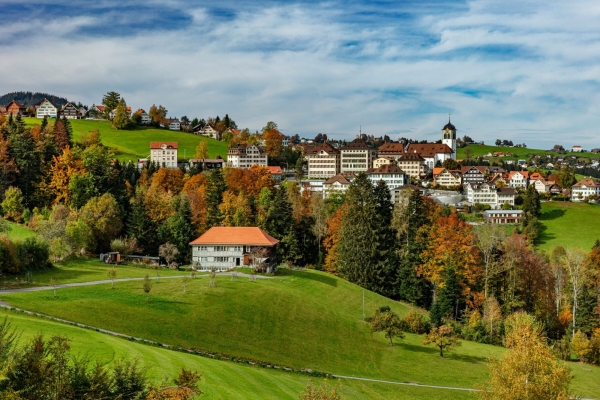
448 113 451 123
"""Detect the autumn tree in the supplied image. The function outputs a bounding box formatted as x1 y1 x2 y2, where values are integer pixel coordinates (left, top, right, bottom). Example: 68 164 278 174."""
78 193 123 253
1 186 24 221
112 98 130 129
53 118 72 150
478 312 572 400
561 248 590 337
323 205 345 274
474 223 507 299
299 381 344 400
0 136 18 198
264 129 283 159
159 243 179 267
369 308 405 346
194 141 208 160
205 169 227 228
148 104 168 123
483 295 503 340
219 191 252 227
108 267 117 289
423 324 461 357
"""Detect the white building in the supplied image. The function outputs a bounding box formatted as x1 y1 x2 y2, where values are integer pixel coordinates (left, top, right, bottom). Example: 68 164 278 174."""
322 173 355 199
340 138 377 174
193 123 220 140
405 143 454 170
508 171 530 188
135 109 152 124
572 145 583 153
109 106 132 119
397 152 426 179
305 142 340 179
190 227 279 272
227 144 268 168
433 168 462 187
441 118 457 160
572 177 600 201
168 119 181 131
36 99 57 119
465 182 517 209
150 142 178 168
366 164 408 200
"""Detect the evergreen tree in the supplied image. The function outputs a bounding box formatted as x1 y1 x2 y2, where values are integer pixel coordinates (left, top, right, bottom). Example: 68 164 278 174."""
162 194 195 263
205 169 227 228
280 226 301 265
575 283 599 335
522 185 541 225
127 191 155 253
9 129 40 208
397 189 433 308
40 117 48 131
266 187 294 239
429 266 462 326
102 91 121 118
370 180 398 298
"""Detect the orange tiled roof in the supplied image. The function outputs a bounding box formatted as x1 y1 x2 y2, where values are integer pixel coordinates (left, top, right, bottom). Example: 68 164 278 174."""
267 166 283 174
573 177 600 187
433 167 445 176
407 143 453 157
189 227 279 246
150 142 178 149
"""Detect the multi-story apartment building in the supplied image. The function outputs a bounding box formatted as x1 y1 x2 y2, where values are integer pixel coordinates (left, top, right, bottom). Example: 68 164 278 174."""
36 99 57 118
150 142 178 168
372 157 394 169
397 152 425 179
572 177 600 201
433 168 462 187
377 142 405 161
461 166 486 185
508 171 530 189
190 227 279 272
305 142 340 179
322 173 355 199
227 144 268 169
365 164 408 200
340 138 377 173
465 182 517 209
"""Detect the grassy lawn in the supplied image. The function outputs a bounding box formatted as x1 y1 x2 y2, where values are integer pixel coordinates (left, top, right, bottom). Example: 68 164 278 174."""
2 258 188 288
537 201 600 252
2 219 36 241
3 269 599 398
457 144 600 162
0 310 473 400
23 118 229 163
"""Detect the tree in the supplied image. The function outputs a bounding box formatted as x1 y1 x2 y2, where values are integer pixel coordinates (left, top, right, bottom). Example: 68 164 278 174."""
483 295 503 340
429 267 462 326
108 267 117 289
561 248 590 337
464 148 473 160
295 157 304 180
161 194 195 262
194 141 208 160
571 330 591 363
143 274 152 302
299 381 344 400
102 91 121 117
310 194 328 266
0 136 18 198
110 237 139 258
521 185 541 223
495 139 501 146
442 158 461 170
262 121 278 132
423 325 461 357
78 193 123 253
204 169 226 229
159 243 179 267
474 224 507 299
53 118 72 150
478 312 572 400
369 308 405 346
264 129 283 159
112 98 129 129
1 186 24 221
182 276 190 294
148 104 168 123
557 166 577 189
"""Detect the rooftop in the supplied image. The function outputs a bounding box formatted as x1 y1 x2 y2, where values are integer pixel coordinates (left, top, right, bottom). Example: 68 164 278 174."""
189 227 279 246
150 142 178 149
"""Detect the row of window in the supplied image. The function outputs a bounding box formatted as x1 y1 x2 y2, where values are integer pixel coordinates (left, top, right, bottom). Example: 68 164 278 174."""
197 246 243 252
199 257 235 263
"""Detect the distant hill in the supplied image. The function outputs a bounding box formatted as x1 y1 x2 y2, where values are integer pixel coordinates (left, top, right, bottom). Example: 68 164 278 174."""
0 91 70 108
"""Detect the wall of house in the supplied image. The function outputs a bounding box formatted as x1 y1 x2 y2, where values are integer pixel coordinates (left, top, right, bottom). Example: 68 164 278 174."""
150 148 178 168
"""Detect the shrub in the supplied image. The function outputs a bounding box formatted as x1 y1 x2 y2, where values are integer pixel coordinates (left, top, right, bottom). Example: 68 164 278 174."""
0 235 20 274
403 311 429 334
15 237 52 271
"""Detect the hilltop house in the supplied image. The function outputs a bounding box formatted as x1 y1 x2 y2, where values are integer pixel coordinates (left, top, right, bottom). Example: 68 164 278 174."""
193 123 220 140
36 99 58 118
5 100 26 116
167 118 181 131
150 142 178 168
508 171 530 189
109 106 133 120
135 109 152 124
189 227 279 272
572 177 600 201
572 145 583 153
60 102 81 119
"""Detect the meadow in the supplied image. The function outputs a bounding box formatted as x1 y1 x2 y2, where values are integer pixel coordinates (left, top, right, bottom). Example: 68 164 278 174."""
537 201 600 252
23 118 229 162
456 144 600 162
3 269 599 398
3 219 36 241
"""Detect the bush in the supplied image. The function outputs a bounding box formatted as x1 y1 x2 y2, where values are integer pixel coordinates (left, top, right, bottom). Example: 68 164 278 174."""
403 311 429 334
16 237 52 271
0 235 19 274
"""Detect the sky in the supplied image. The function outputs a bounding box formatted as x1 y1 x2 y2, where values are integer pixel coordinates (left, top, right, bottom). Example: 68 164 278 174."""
1 0 600 149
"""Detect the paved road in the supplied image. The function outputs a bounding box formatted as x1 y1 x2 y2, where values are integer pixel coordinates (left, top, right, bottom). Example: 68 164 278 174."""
0 272 271 294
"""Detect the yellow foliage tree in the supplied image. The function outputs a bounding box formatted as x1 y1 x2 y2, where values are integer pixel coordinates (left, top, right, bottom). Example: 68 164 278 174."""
194 141 208 160
47 147 83 205
422 324 461 357
478 312 573 400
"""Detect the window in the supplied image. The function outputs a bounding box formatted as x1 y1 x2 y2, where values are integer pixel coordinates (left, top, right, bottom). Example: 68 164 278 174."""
214 246 226 252
215 257 229 262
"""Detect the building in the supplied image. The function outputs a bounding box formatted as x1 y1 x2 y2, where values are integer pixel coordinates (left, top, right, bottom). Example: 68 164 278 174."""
135 109 152 124
267 166 284 183
366 164 408 199
193 123 220 140
36 99 57 119
322 173 355 198
397 151 426 179
282 135 290 147
227 144 268 168
60 102 81 119
168 119 181 131
372 157 394 169
433 168 462 187
465 182 517 209
189 227 279 272
88 104 106 118
377 142 405 161
483 210 524 224
150 142 178 168
109 106 133 120
572 145 583 153
340 138 377 173
530 177 557 194
508 171 530 189
441 118 457 160
460 166 486 185
5 100 26 116
572 177 600 201
305 142 340 179
188 158 224 170
405 143 454 170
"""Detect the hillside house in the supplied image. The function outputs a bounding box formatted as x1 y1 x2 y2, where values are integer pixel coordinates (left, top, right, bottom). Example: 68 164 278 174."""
508 171 529 188
433 168 462 187
305 142 340 179
109 106 133 120
5 100 26 116
322 173 355 198
465 182 517 209
190 227 279 272
227 144 268 168
461 166 486 185
340 138 377 174
150 142 178 168
397 151 426 179
36 99 57 118
135 109 152 124
167 118 181 131
193 123 220 140
60 102 81 119
572 177 600 201
572 145 583 153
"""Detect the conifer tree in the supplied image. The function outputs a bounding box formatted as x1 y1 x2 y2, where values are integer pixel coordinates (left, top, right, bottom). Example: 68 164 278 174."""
522 185 541 225
127 190 155 252
370 180 398 297
9 129 39 208
53 118 71 150
102 91 121 118
40 117 47 131
163 194 195 263
266 186 294 240
205 169 227 228
429 266 462 326
575 283 599 335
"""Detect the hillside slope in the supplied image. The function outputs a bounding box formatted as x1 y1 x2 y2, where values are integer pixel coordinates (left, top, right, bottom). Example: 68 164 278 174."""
23 118 228 162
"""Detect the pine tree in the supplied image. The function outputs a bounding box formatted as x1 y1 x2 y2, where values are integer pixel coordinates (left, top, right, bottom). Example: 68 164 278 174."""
127 190 155 252
266 187 294 239
575 283 599 335
205 169 227 228
522 185 541 225
370 180 398 298
163 194 195 263
40 117 47 131
9 129 40 208
102 91 121 118
429 267 462 326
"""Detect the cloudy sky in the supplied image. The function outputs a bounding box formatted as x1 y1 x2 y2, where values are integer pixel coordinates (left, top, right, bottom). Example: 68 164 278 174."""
1 0 600 148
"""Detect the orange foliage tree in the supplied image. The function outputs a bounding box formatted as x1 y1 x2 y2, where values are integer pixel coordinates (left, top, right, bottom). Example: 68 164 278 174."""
264 129 283 159
419 214 482 306
323 205 346 274
47 147 83 205
219 191 252 227
183 174 208 235
224 165 275 197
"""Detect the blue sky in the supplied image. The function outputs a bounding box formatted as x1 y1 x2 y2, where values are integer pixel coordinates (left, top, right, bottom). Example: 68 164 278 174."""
1 0 600 149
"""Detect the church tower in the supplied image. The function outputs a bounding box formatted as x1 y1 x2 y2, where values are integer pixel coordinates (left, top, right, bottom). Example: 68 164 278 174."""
442 116 457 160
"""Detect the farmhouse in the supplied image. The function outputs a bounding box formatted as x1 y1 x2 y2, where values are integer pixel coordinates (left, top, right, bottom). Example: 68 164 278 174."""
150 142 178 168
305 142 340 179
227 144 268 168
60 102 81 119
5 100 26 116
167 118 181 131
322 173 355 198
508 171 530 188
572 145 583 153
483 210 524 224
189 227 279 272
460 166 486 185
36 99 57 118
193 123 220 140
572 177 600 201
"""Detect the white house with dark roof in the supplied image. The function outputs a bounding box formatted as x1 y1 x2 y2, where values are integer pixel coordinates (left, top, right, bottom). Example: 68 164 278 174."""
365 164 408 200
305 142 340 179
135 109 152 124
227 144 268 168
465 182 517 209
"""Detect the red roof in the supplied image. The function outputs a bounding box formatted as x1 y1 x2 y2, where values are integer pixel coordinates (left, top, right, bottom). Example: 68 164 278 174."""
267 166 283 175
407 143 453 157
150 142 178 149
189 227 279 246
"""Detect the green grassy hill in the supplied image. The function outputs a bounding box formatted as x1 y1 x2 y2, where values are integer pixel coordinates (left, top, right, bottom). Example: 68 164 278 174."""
23 118 228 162
537 201 600 252
3 219 36 241
3 269 599 398
457 144 600 162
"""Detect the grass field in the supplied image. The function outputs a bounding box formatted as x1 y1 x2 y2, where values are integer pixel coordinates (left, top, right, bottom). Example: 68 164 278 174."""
2 219 36 241
23 118 229 163
537 201 600 252
3 269 599 398
457 144 600 162
0 310 472 400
